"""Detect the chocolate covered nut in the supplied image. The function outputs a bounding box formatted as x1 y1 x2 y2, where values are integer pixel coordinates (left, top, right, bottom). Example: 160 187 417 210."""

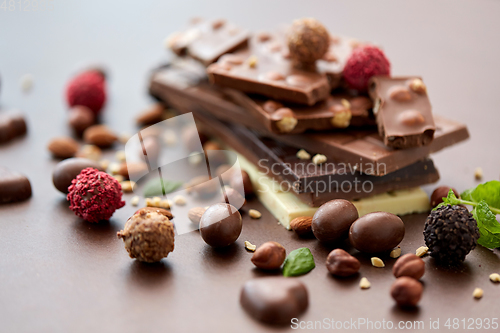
117 210 174 263
349 212 405 253
47 137 79 159
388 86 412 101
287 18 330 64
290 216 313 237
83 125 118 148
240 277 308 325
312 199 359 243
199 203 242 247
393 254 425 280
326 249 360 277
0 167 32 203
136 104 164 126
0 112 27 143
251 242 286 270
135 207 173 220
430 186 459 207
68 106 95 135
52 158 104 194
188 207 206 225
390 277 423 307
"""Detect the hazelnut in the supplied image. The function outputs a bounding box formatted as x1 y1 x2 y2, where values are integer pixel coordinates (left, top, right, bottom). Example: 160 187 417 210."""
409 78 427 94
430 186 459 207
392 254 425 280
398 110 425 126
188 207 207 225
230 170 254 196
262 100 283 113
388 86 412 102
325 249 360 277
390 277 423 307
290 216 313 237
251 242 286 270
223 187 245 208
68 106 95 136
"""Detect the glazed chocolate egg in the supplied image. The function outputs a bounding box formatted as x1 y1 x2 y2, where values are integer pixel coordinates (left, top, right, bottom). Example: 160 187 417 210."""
349 212 405 253
311 199 359 243
199 203 242 248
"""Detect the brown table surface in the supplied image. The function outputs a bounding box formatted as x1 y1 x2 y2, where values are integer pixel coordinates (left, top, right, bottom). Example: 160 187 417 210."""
1 1 500 332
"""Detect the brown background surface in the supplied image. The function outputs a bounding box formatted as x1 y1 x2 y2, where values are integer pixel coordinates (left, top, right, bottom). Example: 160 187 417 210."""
1 1 500 332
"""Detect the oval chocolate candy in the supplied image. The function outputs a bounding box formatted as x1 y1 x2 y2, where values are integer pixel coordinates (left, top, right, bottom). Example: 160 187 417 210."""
0 167 32 203
349 212 405 253
52 158 104 194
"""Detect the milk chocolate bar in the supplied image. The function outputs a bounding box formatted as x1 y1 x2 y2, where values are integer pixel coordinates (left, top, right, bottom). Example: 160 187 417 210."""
150 63 469 176
207 34 330 105
225 89 375 134
191 111 439 206
369 76 435 149
166 18 250 66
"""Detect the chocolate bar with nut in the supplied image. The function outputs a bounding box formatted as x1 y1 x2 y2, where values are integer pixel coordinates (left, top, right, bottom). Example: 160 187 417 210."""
207 34 330 105
166 18 250 66
369 76 436 149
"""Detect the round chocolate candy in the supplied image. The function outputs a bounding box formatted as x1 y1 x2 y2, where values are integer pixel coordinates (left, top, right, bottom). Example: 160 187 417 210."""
349 212 405 253
199 203 242 248
311 199 359 243
240 276 308 325
52 158 104 194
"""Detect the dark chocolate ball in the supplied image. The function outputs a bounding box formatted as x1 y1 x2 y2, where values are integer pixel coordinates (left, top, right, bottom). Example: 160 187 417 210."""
311 199 359 243
349 212 405 253
287 18 330 63
199 203 242 248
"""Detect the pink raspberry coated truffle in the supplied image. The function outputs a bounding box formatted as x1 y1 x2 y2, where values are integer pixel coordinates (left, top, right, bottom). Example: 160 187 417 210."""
67 167 125 222
65 70 106 115
343 45 391 92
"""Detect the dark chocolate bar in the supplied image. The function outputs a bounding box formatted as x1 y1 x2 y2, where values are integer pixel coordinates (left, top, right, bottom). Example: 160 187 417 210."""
166 18 250 66
369 76 435 149
207 34 330 105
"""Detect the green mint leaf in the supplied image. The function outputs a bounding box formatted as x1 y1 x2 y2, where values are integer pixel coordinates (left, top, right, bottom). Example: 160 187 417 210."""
472 201 500 249
471 181 500 210
282 247 315 277
143 178 183 197
460 188 475 202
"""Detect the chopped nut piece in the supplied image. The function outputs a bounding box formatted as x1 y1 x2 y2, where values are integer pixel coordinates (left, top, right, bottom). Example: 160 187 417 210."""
340 99 351 109
115 150 126 162
188 152 203 165
130 196 140 206
360 277 371 289
159 199 171 209
474 167 483 180
121 181 135 193
371 257 385 268
415 246 429 257
489 273 500 282
247 55 258 68
145 198 153 207
331 107 352 128
152 196 162 207
173 195 186 206
244 241 257 252
249 209 262 219
20 73 34 92
99 159 110 170
276 116 298 133
473 288 483 299
390 247 402 258
296 149 311 160
113 175 124 183
312 154 327 165
76 144 102 161
108 162 121 175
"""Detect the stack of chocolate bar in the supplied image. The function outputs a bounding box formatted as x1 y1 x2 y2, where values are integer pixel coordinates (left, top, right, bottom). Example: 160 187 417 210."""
150 18 469 229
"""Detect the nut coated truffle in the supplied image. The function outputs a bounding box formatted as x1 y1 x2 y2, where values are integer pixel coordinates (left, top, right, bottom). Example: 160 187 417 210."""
287 18 330 63
311 199 359 243
424 205 479 264
199 203 242 247
343 45 391 91
117 210 174 263
67 167 125 222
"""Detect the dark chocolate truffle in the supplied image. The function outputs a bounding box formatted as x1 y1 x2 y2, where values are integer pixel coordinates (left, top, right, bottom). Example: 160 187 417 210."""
287 18 330 64
199 203 242 247
311 199 359 243
349 212 405 253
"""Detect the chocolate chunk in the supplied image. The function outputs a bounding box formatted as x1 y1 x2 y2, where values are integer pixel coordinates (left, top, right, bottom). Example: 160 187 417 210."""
199 203 242 247
349 212 405 253
52 158 104 194
167 18 250 66
207 34 330 105
369 76 435 149
312 199 359 243
240 276 308 325
0 167 32 203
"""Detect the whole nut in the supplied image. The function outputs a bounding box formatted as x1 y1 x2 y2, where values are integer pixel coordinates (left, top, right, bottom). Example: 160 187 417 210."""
390 277 423 307
117 162 149 180
392 254 425 280
230 170 254 196
223 187 245 207
83 125 118 148
430 186 459 207
251 241 286 270
325 249 360 277
409 78 427 94
136 103 164 126
48 137 79 159
290 216 313 237
68 106 95 135
262 100 283 113
188 207 207 225
388 86 412 101
398 110 425 126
